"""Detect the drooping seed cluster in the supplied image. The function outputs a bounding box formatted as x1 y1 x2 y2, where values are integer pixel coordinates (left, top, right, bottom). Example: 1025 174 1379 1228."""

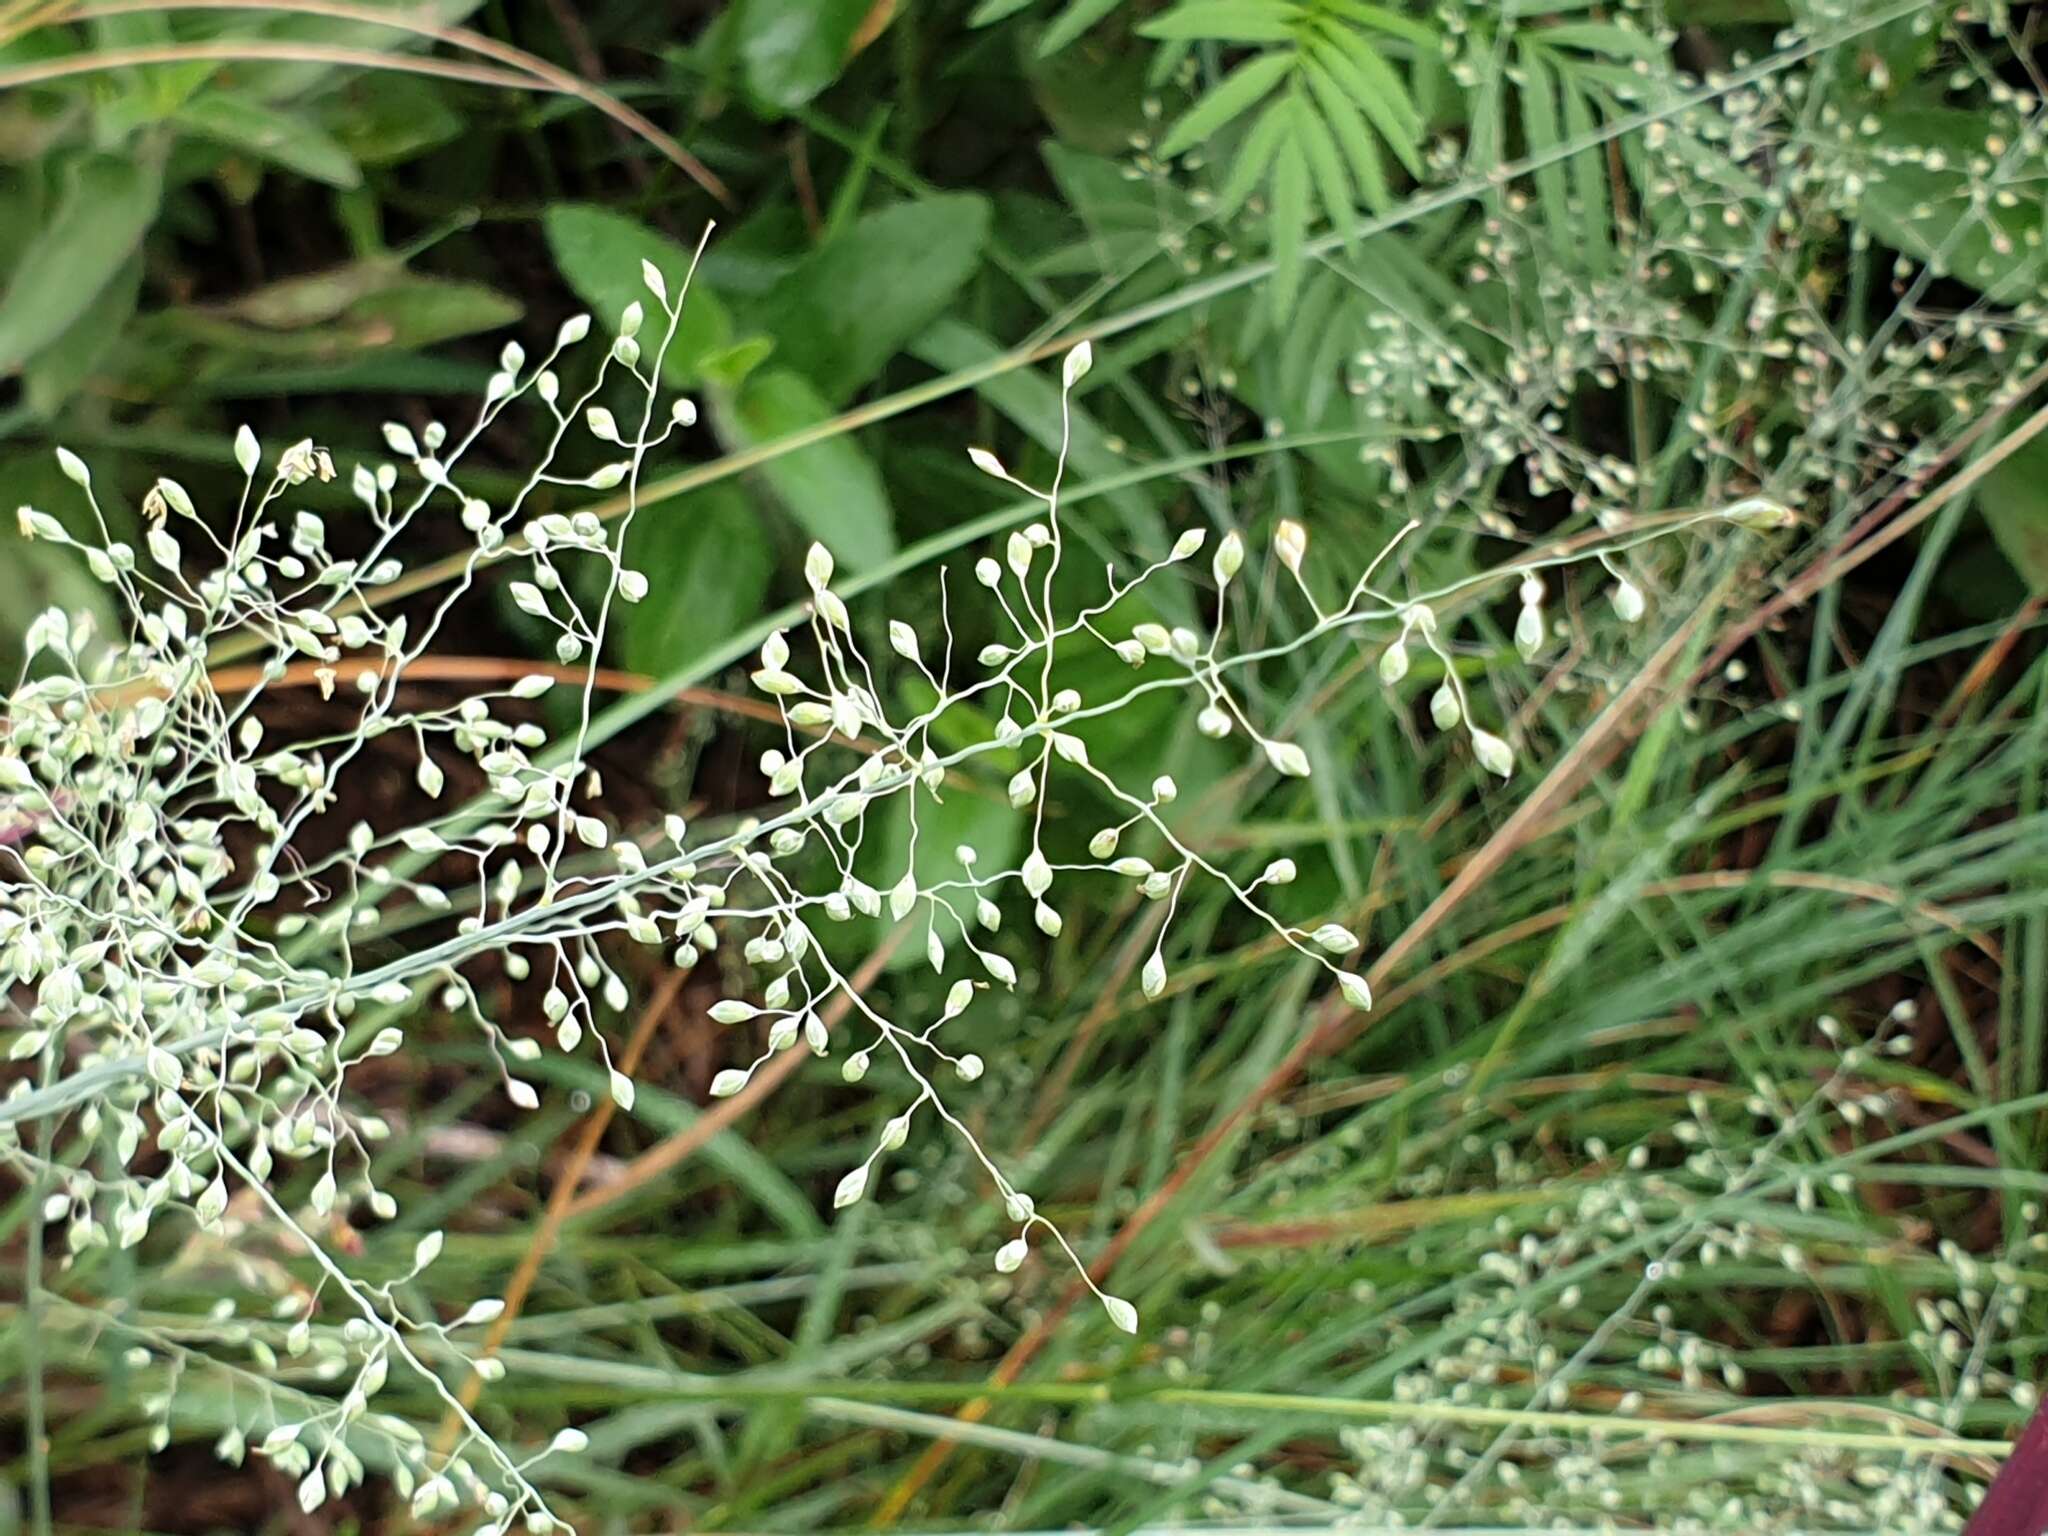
0 237 1750 1522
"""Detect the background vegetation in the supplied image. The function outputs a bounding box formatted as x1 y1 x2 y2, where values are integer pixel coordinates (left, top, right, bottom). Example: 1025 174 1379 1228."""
3 0 2048 1531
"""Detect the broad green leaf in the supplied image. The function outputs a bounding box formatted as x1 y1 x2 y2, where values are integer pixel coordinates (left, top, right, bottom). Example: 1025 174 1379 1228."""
1139 0 1300 44
1158 51 1297 158
969 0 1036 21
207 259 408 330
617 485 774 674
736 0 875 111
701 335 778 391
322 73 464 165
1978 432 2048 591
1856 106 2048 302
1025 16 1156 152
350 277 523 350
722 368 896 567
175 92 362 188
545 204 735 383
164 273 520 357
23 251 142 417
909 318 1166 550
0 154 160 375
1043 142 1199 259
863 777 1020 972
754 194 991 404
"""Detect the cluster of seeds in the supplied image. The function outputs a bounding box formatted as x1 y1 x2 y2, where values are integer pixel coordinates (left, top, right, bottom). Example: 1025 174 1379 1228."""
0 234 1752 1520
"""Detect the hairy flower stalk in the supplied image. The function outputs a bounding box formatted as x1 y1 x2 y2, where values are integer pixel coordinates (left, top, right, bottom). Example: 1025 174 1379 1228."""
0 251 1750 1524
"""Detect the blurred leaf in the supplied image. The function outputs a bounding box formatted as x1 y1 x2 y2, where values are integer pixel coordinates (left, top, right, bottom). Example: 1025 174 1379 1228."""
0 449 130 678
1301 57 1385 213
546 204 736 384
1978 432 2048 592
737 0 874 111
701 335 777 390
695 202 811 298
911 318 1165 549
1293 88 1358 241
1043 142 1198 266
208 259 407 329
23 251 142 417
721 368 896 567
1858 105 2047 302
0 154 160 375
202 354 492 398
320 73 464 165
864 778 1020 972
1516 41 1569 252
232 0 490 105
1157 52 1294 157
756 194 991 404
1307 17 1423 177
1141 0 1301 44
175 91 361 187
165 272 519 357
355 277 522 349
1037 0 1126 56
617 485 774 675
1024 22 1154 153
1269 129 1309 314
1148 6 1429 316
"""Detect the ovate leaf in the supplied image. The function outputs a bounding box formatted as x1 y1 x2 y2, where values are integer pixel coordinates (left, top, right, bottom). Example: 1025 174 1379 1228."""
349 277 522 350
1857 106 2048 302
1978 432 2048 592
323 73 464 165
863 779 1020 971
722 368 896 568
0 154 161 375
545 204 735 382
755 194 991 404
736 0 875 111
176 92 362 188
23 252 143 417
617 485 774 673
